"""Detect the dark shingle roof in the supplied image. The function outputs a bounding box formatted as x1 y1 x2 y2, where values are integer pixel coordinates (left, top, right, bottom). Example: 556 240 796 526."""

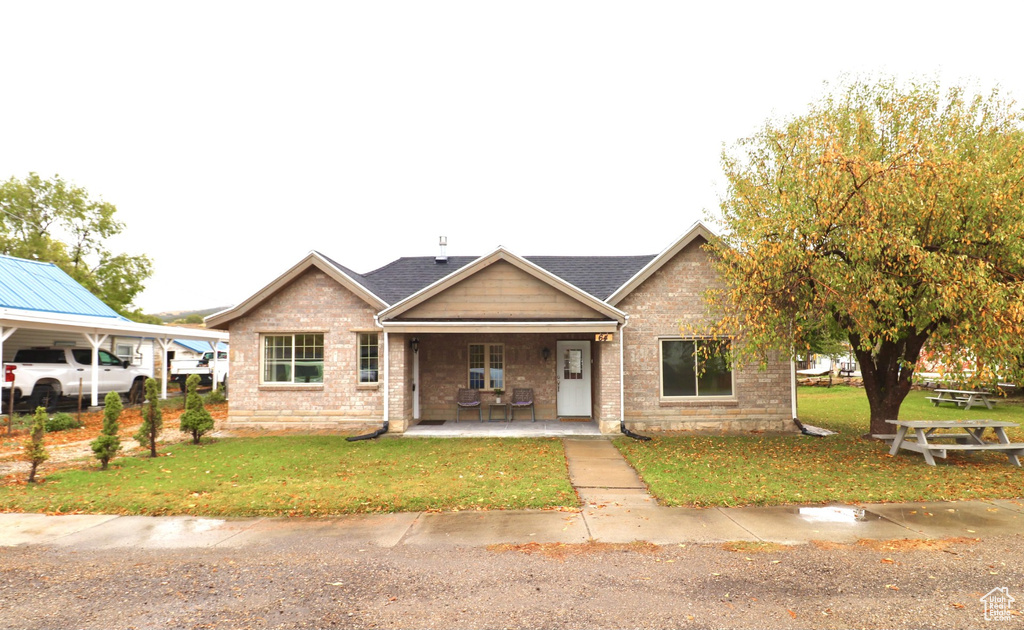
525 256 656 301
324 253 657 305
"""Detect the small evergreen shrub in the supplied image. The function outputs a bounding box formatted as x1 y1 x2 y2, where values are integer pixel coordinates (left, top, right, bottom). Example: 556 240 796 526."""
24 407 48 483
180 374 214 444
91 391 123 470
134 378 162 457
45 412 83 433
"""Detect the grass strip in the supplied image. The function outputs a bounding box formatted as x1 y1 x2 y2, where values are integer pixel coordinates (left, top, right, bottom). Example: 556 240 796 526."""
0 435 577 515
615 386 1024 507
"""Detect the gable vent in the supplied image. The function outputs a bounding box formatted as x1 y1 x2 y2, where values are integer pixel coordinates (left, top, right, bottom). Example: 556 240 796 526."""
435 236 448 263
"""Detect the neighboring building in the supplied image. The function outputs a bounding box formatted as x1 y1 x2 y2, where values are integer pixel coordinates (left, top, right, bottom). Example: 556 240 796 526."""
0 254 228 405
207 223 794 434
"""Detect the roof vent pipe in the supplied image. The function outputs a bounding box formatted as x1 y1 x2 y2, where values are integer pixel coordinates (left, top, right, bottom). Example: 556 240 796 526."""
435 236 448 263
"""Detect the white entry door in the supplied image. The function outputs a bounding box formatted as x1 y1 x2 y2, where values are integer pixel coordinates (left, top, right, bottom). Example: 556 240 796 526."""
556 340 591 417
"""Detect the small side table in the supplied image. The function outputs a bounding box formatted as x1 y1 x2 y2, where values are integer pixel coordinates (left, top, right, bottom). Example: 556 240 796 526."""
488 402 509 422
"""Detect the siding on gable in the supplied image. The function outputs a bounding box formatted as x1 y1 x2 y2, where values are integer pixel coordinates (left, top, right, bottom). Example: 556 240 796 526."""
400 260 607 321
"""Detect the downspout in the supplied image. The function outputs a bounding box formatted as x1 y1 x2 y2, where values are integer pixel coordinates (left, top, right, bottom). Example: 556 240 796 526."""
348 315 389 441
618 315 650 441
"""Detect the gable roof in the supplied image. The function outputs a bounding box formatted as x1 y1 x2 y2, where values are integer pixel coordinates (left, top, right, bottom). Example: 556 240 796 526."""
606 222 716 306
207 222 717 328
206 252 389 330
376 247 627 324
0 254 123 319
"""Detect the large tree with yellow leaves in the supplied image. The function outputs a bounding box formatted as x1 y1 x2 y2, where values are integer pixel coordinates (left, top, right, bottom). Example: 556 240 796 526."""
708 78 1024 436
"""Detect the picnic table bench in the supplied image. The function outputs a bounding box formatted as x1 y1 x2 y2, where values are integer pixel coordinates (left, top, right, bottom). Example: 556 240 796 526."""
882 419 1024 467
926 389 997 411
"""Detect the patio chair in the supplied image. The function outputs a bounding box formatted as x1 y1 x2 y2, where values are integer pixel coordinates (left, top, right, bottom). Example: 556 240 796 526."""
509 387 535 422
456 388 481 423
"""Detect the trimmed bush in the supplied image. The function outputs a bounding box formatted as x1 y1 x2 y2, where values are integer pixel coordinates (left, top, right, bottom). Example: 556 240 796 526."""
180 373 214 444
91 391 122 470
45 412 83 433
134 378 162 457
24 407 48 483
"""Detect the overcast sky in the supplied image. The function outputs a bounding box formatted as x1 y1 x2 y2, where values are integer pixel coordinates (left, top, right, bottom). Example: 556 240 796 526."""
2 1 1023 313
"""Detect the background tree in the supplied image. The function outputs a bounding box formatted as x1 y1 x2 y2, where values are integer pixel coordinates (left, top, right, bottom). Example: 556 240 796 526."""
708 77 1024 436
24 407 48 482
91 391 123 470
0 173 154 321
179 373 214 444
134 378 162 457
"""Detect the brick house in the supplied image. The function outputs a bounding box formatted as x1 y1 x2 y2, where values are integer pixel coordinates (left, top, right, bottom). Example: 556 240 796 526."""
206 222 794 434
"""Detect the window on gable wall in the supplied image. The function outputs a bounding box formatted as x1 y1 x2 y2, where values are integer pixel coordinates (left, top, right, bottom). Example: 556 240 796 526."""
468 343 504 390
660 338 733 397
262 333 324 384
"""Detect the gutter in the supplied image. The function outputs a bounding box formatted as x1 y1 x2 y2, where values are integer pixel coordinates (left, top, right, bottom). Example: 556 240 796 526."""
618 315 650 441
349 316 389 441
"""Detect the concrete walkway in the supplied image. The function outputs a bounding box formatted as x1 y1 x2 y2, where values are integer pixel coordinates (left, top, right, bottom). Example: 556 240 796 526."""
2 437 1023 550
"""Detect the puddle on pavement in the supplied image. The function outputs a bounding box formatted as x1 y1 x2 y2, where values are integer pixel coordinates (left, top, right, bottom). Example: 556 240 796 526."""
796 506 883 524
152 518 226 537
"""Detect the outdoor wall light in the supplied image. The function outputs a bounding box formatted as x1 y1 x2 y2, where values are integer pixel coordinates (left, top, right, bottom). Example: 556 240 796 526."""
542 347 550 361
410 338 420 353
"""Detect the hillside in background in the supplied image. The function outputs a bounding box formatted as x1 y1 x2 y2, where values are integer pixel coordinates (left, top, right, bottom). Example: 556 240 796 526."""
153 306 231 324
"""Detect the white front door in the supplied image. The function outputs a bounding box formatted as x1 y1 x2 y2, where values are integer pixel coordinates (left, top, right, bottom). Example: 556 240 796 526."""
556 340 591 417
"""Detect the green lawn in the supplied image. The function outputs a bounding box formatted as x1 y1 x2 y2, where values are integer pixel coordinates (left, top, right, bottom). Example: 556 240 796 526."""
0 436 576 516
615 386 1024 507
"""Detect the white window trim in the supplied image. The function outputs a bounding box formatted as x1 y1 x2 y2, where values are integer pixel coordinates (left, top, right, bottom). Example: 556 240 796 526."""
259 332 325 386
358 332 380 384
658 336 736 399
468 343 505 390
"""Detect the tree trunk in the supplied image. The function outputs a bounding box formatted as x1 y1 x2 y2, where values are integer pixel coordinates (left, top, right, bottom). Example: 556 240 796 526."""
852 331 930 438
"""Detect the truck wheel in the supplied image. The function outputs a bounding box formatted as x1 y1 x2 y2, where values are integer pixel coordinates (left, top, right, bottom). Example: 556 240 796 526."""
28 384 59 412
128 378 145 405
178 379 187 393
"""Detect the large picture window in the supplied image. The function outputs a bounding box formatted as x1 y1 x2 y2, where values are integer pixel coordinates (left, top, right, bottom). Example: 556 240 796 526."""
359 333 379 383
468 343 504 390
660 338 733 397
262 333 324 384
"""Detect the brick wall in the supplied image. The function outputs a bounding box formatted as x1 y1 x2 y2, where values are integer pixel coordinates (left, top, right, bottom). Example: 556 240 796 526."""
614 237 795 433
224 268 385 431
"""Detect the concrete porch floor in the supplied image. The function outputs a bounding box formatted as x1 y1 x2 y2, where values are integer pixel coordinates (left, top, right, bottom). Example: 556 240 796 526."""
403 418 603 437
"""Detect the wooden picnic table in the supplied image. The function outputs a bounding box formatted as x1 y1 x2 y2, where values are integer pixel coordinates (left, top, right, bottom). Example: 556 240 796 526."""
926 388 997 411
885 419 1024 466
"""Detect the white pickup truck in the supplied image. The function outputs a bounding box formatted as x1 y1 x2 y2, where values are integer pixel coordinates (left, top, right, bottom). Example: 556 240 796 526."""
2 347 148 411
169 350 228 392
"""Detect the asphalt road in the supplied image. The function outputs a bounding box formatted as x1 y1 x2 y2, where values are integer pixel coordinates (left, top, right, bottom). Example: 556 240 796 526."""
1 535 1020 629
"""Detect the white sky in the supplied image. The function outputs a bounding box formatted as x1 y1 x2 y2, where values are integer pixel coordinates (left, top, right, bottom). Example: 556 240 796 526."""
2 1 1022 313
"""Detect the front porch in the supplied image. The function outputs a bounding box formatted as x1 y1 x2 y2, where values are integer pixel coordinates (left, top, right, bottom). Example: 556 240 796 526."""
404 418 602 438
389 329 623 434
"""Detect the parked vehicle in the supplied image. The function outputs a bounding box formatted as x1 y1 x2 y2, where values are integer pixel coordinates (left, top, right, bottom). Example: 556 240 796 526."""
1 347 148 411
169 350 228 392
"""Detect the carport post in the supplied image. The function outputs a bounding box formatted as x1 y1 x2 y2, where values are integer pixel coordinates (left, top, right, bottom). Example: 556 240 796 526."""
84 333 108 407
1 326 17 430
209 340 220 391
156 338 173 399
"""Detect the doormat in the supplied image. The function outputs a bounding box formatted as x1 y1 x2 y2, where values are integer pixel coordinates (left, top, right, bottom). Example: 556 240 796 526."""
417 420 446 426
559 417 592 423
